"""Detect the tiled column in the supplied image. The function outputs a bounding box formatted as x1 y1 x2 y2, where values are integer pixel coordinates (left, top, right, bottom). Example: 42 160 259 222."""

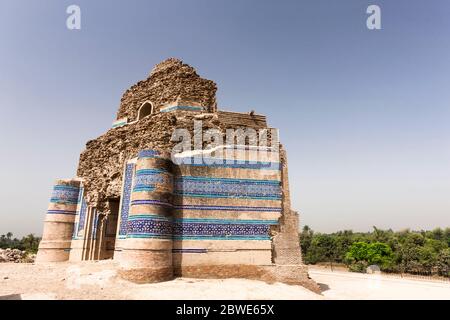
69 183 88 261
118 150 174 283
113 160 136 262
36 179 81 262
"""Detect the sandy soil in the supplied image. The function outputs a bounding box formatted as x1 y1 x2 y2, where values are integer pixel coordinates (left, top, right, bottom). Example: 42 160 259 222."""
0 261 448 300
309 266 450 300
0 261 320 300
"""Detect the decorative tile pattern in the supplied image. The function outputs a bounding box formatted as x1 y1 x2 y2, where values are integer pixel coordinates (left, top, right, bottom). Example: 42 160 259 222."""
173 219 274 240
133 168 172 192
173 235 271 240
120 147 282 243
127 215 172 239
126 216 276 241
136 168 169 175
132 185 156 192
47 209 77 215
223 145 279 152
92 210 99 239
112 118 128 128
160 105 203 113
50 185 80 204
76 190 88 237
175 176 281 200
131 199 173 208
138 150 160 159
177 218 278 225
128 214 171 221
176 158 281 170
77 186 83 203
118 163 135 236
175 204 281 213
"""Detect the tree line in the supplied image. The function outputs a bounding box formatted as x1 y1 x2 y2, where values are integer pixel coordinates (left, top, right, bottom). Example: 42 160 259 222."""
2 227 449 278
0 232 41 253
300 226 450 277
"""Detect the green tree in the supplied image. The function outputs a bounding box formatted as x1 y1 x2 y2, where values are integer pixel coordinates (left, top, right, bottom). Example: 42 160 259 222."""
436 248 450 277
299 225 313 258
306 234 337 269
21 234 40 253
334 230 354 263
372 226 394 243
430 228 444 241
345 242 394 272
345 242 369 272
0 232 41 252
444 228 450 247
299 227 449 278
367 242 395 270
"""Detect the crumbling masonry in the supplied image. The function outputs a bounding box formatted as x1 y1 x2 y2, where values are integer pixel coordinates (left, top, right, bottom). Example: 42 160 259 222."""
36 58 319 292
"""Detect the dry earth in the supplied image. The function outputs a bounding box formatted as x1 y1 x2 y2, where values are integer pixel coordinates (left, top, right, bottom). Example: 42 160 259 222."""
0 261 449 300
308 266 450 300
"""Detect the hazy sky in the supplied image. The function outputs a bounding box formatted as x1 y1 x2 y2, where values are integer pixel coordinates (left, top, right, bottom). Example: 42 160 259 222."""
0 0 449 237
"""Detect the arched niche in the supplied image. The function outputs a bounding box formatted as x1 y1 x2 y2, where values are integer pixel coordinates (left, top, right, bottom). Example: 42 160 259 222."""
137 101 154 120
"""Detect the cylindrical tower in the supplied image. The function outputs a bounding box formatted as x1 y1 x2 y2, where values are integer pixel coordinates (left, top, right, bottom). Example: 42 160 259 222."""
36 179 81 263
118 150 174 283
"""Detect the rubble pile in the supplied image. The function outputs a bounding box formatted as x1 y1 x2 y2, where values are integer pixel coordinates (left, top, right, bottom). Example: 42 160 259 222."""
0 248 36 263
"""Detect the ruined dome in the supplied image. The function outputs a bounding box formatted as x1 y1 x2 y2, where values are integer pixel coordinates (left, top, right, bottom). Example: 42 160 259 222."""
116 58 217 121
149 57 185 76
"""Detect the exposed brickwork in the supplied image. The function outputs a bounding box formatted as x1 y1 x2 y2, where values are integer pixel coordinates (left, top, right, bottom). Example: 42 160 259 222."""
116 58 217 121
271 148 304 265
118 267 174 284
217 111 267 129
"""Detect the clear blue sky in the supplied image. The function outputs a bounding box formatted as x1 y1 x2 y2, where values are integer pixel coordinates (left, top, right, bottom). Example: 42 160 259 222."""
0 0 449 237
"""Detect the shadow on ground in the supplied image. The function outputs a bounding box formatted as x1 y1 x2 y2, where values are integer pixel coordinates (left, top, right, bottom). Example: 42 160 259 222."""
318 283 330 292
0 294 21 300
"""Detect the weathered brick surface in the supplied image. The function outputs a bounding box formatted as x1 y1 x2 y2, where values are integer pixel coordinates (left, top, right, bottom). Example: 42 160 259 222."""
271 148 304 265
174 264 321 293
116 58 217 121
118 267 174 284
217 111 267 128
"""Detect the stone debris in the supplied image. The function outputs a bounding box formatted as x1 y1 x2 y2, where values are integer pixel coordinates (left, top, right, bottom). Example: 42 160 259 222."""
0 249 36 263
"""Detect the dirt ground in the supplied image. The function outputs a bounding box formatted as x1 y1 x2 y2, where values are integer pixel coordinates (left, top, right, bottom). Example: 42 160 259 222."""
308 266 450 300
0 261 449 300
